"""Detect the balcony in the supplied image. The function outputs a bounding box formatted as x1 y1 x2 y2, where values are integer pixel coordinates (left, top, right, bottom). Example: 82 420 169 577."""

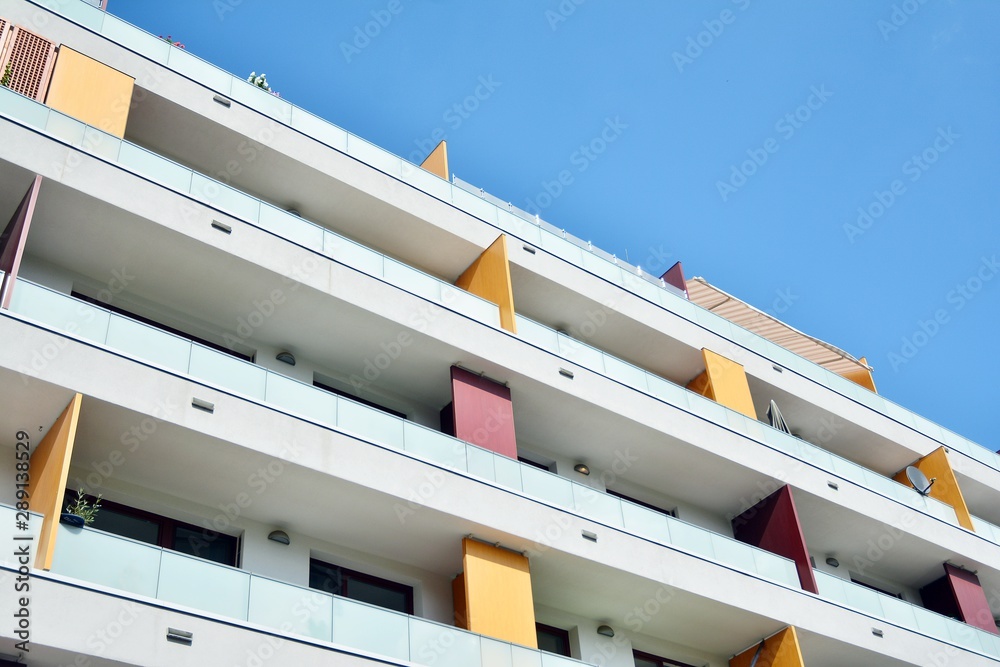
0 78 996 560
40 516 587 667
18 0 1000 482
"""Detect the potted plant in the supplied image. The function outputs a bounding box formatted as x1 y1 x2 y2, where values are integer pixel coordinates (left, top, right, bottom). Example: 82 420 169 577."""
60 488 102 527
247 71 280 97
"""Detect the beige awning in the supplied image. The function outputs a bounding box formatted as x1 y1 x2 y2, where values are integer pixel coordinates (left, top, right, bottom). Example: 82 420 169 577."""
686 277 871 377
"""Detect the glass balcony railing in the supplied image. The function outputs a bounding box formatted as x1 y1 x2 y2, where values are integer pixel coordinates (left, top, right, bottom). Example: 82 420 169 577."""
49 523 588 667
0 86 502 331
813 570 1000 659
0 86 960 537
27 0 999 474
6 279 799 589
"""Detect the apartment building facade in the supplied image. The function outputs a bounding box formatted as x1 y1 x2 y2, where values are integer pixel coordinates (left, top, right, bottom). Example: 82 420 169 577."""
1 1 999 665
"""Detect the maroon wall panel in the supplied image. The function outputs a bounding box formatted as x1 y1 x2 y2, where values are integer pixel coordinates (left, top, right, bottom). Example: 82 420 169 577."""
0 175 42 308
946 564 998 634
450 366 517 459
732 485 818 593
660 261 688 298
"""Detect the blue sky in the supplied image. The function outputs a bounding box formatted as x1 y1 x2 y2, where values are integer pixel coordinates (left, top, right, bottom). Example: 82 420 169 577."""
112 1 999 451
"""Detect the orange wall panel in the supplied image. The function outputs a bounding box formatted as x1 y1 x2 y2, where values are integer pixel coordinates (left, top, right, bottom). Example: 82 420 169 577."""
840 356 877 393
456 234 517 333
687 349 757 419
894 446 974 531
419 140 449 180
45 46 134 138
28 393 82 570
458 537 537 647
730 627 805 667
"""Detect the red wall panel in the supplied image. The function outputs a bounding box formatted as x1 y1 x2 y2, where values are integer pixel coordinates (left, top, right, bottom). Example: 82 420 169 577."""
946 563 998 634
732 485 818 594
449 366 517 459
660 261 688 298
0 175 41 308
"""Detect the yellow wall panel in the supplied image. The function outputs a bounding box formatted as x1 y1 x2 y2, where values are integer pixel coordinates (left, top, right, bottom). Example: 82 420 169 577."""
894 446 974 531
730 626 805 667
458 537 537 648
687 349 757 419
45 46 134 138
28 393 82 570
420 140 449 180
840 356 877 393
456 234 517 333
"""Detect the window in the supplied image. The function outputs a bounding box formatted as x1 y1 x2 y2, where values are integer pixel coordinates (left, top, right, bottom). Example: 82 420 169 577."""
518 456 553 472
606 489 677 518
309 559 414 614
535 623 571 657
314 379 406 419
851 577 903 599
632 649 698 667
73 493 240 566
72 291 254 362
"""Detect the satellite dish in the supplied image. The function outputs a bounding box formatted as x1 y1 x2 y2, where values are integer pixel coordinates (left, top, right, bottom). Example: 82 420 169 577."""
906 466 936 496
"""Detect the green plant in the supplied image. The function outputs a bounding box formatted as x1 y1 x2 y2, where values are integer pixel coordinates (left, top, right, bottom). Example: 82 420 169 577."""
0 64 12 88
247 71 280 97
64 488 102 525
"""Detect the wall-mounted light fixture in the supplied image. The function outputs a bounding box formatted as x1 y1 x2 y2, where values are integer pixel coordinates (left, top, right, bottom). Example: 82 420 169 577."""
276 351 296 366
597 624 615 638
825 557 840 568
573 463 591 476
267 530 290 545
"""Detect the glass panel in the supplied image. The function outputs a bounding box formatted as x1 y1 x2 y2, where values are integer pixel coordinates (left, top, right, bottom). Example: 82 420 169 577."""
442 284 502 328
945 617 983 652
332 598 409 661
400 160 454 201
324 232 385 277
520 466 574 508
337 398 405 449
188 344 267 398
101 15 170 61
813 571 848 605
541 655 583 667
9 281 110 343
190 172 261 222
265 374 337 424
119 142 193 192
497 211 542 245
347 134 402 177
511 645 543 667
572 483 624 528
106 315 191 372
481 637 513 667
621 501 671 544
385 258 442 302
157 551 250 620
248 577 333 640
45 110 86 146
291 107 349 152
557 334 604 372
878 595 918 627
912 605 952 639
602 356 648 391
752 549 798 587
50 526 160 598
228 79 293 123
644 375 689 409
517 318 560 353
710 534 757 574
493 454 524 492
451 186 498 223
539 232 584 264
843 580 884 616
83 126 122 162
258 203 324 250
466 445 497 482
167 48 234 94
686 392 729 425
667 518 714 559
0 86 49 128
409 617 482 667
50 0 106 30
403 422 467 471
580 251 626 283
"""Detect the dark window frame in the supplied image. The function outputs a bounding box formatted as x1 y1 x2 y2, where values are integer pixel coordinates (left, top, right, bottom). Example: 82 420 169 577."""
66 490 240 567
606 489 677 518
313 379 406 419
632 649 698 667
518 456 552 472
851 577 904 599
71 290 254 362
309 558 414 615
535 622 572 657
